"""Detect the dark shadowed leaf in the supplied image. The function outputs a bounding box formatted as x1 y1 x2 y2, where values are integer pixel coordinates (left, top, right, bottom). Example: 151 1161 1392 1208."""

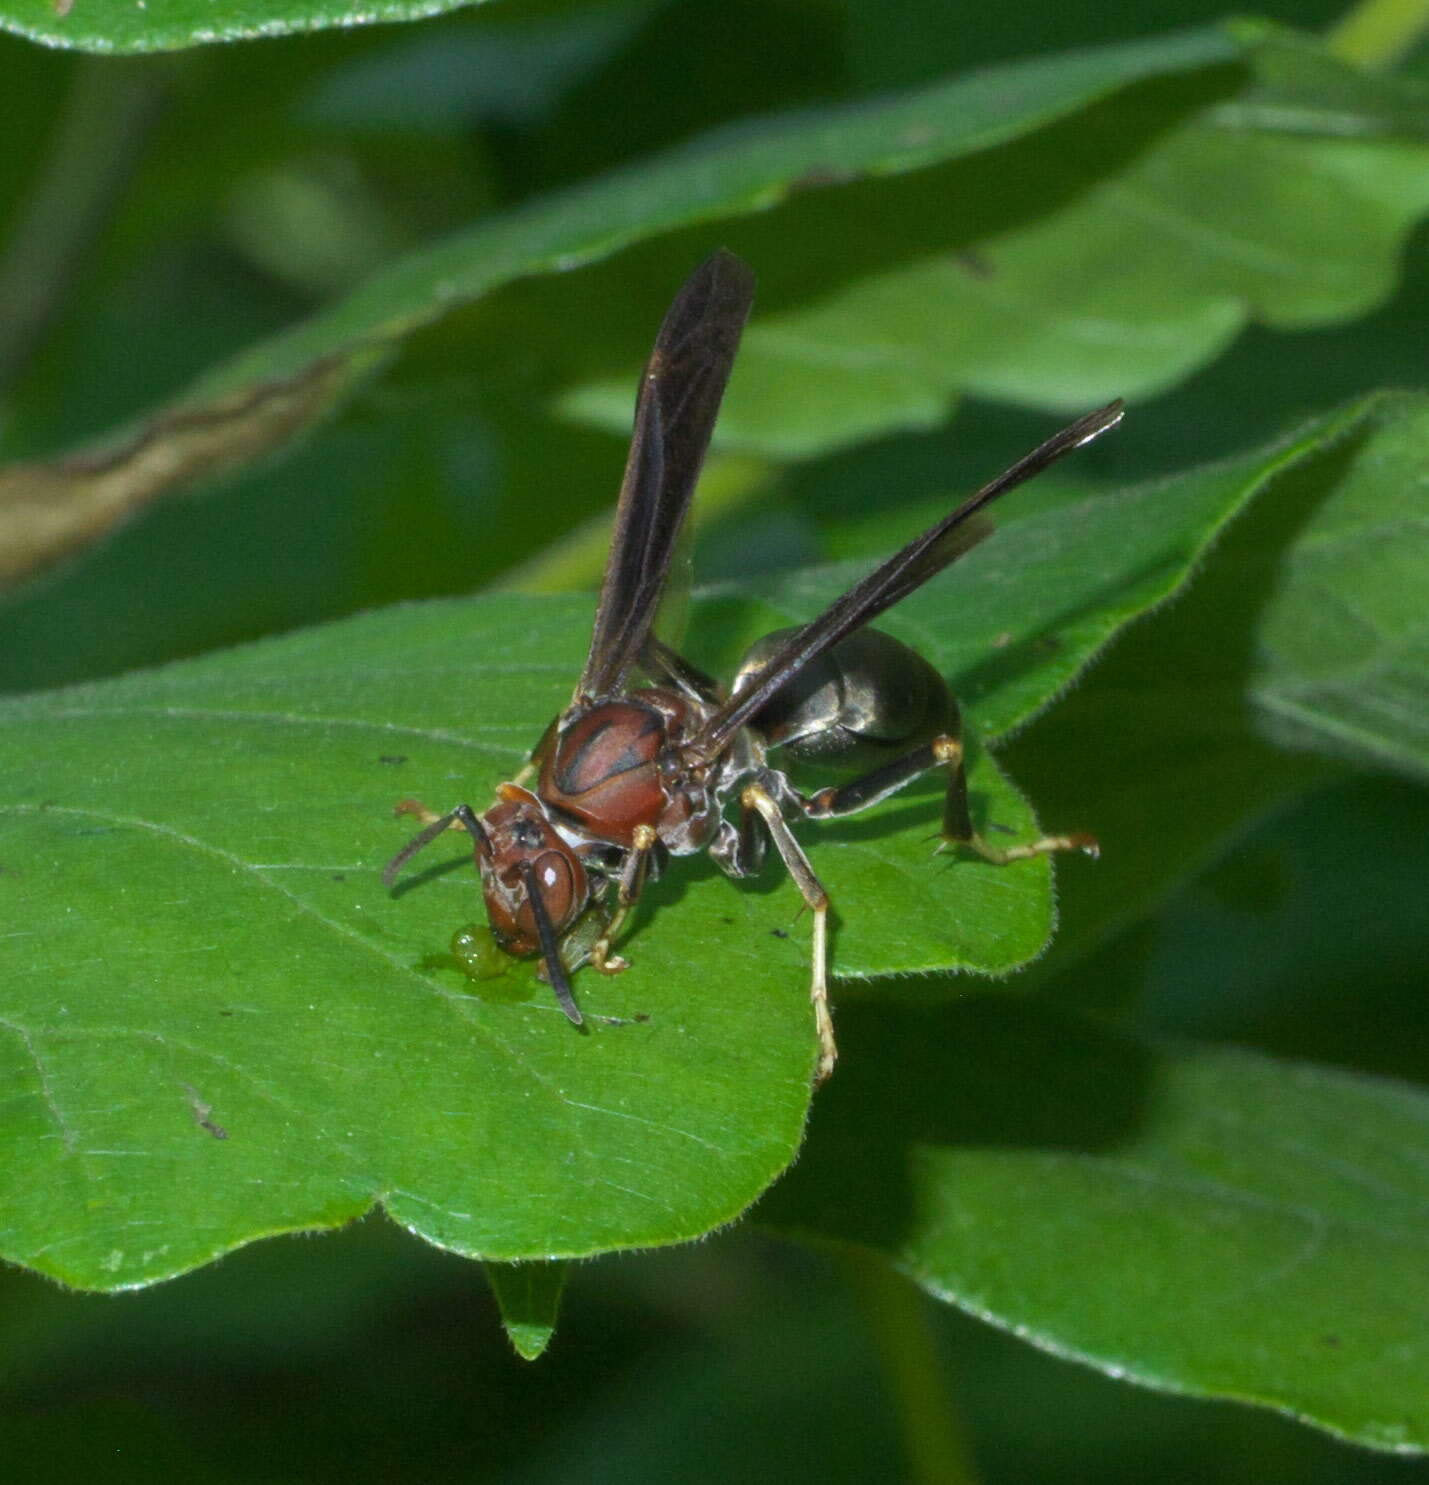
757 997 1429 1453
0 27 1243 588
1249 394 1429 779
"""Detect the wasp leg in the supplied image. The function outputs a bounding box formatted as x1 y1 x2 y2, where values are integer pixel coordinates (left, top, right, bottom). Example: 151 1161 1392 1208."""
393 798 446 828
799 736 1098 863
590 824 658 975
709 796 769 879
742 782 836 1085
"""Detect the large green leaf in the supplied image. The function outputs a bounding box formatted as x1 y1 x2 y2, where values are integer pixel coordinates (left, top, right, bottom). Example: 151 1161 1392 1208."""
0 0 481 55
757 997 1429 1453
999 391 1429 992
140 28 1249 394
1249 394 1429 780
754 394 1429 1454
1 385 1328 1292
0 27 1244 590
7 25 1427 603
0 390 1417 1300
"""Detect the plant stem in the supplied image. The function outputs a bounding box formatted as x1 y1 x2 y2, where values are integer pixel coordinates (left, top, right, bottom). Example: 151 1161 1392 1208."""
1326 0 1429 69
844 1249 981 1485
0 57 166 390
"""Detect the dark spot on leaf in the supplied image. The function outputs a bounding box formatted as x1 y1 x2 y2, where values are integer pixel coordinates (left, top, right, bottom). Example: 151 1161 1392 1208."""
771 928 790 940
379 755 407 765
182 1082 229 1140
789 165 859 194
331 873 346 881
954 249 994 279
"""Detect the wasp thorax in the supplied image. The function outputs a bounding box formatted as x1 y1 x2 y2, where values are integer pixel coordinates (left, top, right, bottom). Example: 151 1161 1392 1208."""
536 691 694 847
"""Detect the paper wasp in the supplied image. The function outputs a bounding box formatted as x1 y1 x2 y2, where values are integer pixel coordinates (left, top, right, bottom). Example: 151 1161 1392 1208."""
385 250 1122 1081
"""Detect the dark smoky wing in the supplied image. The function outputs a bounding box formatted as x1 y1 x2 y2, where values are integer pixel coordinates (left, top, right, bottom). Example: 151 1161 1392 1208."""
640 636 724 705
576 250 756 701
688 515 998 760
686 400 1124 760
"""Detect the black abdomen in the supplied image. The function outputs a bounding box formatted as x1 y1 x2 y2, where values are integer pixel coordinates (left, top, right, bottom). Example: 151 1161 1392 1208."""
732 627 956 772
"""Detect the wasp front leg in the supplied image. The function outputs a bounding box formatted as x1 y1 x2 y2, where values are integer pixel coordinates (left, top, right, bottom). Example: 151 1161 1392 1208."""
393 797 448 829
589 824 659 975
799 735 1098 864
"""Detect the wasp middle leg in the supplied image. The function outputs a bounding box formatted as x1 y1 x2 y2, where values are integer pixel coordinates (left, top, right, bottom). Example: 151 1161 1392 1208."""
741 781 836 1085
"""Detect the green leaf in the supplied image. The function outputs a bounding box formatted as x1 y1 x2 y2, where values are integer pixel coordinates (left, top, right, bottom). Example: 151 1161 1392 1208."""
485 1260 566 1360
0 418 1189 1288
999 391 1429 992
0 389 1408 1293
1249 393 1429 780
0 27 1241 589
696 395 1376 747
11 24 1426 602
753 396 1429 1451
0 0 482 55
561 30 1429 457
172 29 1248 395
757 997 1429 1453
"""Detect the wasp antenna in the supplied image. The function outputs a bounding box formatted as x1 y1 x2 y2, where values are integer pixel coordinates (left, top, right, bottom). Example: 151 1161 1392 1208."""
520 860 585 1026
382 804 488 889
383 810 460 888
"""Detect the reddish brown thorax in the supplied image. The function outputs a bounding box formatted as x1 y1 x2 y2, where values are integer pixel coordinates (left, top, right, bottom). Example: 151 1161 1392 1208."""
476 784 588 956
535 688 713 850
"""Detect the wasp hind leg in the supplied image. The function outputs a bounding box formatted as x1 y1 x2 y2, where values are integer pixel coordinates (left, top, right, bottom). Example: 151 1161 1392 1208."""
800 735 1098 864
929 736 1099 863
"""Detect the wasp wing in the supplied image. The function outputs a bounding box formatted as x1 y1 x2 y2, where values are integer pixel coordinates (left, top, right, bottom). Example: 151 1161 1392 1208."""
685 400 1125 762
575 249 756 702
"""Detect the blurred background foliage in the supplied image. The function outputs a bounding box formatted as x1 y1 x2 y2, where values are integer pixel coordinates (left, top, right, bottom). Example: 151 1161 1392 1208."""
1 0 1427 1479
